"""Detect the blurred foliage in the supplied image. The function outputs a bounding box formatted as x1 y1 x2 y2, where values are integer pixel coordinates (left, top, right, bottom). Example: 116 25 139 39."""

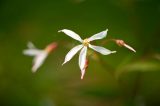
0 0 160 106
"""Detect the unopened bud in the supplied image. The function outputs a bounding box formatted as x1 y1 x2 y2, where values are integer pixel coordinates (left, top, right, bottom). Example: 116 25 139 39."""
115 39 136 53
115 39 125 47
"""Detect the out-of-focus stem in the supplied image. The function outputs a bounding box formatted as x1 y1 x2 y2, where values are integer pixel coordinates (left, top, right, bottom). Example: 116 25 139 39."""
101 38 116 45
132 72 142 100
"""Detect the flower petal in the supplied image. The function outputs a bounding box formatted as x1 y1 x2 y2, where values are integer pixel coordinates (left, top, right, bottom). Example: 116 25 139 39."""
124 44 136 53
81 59 89 79
58 29 82 42
32 52 48 72
62 45 83 65
79 46 87 71
89 44 116 55
88 29 108 41
81 69 86 80
23 49 42 56
27 42 36 49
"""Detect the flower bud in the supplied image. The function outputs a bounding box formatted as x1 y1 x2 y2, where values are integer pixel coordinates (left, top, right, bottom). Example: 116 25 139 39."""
115 39 125 47
115 39 136 53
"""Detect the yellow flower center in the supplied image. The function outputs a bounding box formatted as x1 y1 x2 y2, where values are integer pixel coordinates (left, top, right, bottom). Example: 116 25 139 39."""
83 38 90 46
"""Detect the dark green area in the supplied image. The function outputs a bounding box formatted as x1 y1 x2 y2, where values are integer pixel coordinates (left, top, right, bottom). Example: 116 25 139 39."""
0 0 160 105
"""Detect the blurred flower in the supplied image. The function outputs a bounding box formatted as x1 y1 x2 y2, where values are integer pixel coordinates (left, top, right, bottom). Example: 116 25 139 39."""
59 29 116 79
23 42 57 72
115 39 136 53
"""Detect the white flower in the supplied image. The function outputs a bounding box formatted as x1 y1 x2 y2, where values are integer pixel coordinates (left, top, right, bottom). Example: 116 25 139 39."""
59 29 116 79
23 42 57 72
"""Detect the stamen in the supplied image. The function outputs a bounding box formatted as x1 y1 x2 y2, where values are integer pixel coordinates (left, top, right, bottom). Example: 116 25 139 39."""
83 38 90 46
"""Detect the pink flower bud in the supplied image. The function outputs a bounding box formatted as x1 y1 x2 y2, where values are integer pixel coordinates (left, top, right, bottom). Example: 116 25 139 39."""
115 39 125 47
115 39 136 53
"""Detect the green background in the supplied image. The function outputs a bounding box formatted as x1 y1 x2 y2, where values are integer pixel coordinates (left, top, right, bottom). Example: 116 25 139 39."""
0 0 160 105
